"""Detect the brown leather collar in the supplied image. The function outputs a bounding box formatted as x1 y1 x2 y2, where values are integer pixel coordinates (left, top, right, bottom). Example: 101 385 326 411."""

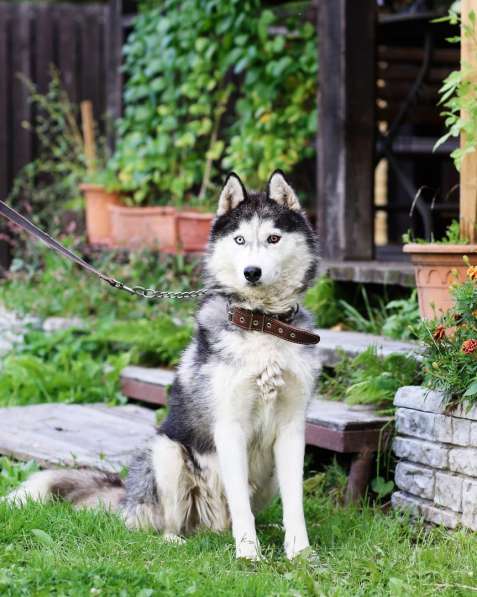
228 306 320 345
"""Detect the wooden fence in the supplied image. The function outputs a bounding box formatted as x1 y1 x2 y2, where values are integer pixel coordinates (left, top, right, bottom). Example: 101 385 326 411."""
0 0 122 268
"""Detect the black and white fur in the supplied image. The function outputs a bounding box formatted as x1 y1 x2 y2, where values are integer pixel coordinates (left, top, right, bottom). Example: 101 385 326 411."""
6 171 320 560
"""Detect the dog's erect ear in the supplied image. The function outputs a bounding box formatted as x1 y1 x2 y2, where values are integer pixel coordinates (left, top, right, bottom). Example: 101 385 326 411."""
217 173 248 216
267 170 301 211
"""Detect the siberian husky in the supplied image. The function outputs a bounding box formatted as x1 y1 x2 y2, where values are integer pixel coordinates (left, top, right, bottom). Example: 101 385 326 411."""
6 171 320 560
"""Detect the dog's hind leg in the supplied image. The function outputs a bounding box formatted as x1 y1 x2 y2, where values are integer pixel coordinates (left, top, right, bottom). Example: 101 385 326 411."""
151 434 194 540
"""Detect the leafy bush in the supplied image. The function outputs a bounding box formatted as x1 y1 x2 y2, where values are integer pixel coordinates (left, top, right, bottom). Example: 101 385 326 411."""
320 347 420 411
110 0 317 205
303 276 342 328
419 263 477 403
0 315 193 406
305 278 420 340
0 247 197 405
6 71 92 237
435 8 477 170
0 245 201 320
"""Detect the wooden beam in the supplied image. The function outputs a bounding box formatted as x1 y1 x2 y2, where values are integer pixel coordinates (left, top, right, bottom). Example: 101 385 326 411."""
81 100 97 174
460 0 477 242
317 0 376 261
105 0 123 151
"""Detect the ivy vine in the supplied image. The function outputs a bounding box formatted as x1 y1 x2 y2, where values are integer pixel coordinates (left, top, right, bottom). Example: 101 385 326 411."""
109 0 317 207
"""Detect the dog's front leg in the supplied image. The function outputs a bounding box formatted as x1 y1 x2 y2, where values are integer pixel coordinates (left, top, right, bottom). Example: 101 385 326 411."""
274 416 310 559
214 421 259 560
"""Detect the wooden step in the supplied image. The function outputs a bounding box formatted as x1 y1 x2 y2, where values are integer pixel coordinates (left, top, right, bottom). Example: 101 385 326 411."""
120 365 392 454
0 403 156 472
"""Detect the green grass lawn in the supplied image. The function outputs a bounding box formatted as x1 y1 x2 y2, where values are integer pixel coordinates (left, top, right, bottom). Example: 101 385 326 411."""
1 460 477 596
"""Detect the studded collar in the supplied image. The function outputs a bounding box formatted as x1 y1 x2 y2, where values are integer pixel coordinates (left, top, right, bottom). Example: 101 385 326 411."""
227 305 320 345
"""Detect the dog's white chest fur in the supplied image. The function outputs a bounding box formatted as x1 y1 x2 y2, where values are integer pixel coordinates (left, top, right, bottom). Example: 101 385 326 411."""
256 359 284 401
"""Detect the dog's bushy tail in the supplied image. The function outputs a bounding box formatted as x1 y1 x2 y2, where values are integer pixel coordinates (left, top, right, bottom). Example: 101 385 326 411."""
5 469 125 510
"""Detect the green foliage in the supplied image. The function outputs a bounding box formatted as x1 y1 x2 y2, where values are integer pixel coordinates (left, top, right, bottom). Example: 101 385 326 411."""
0 327 130 406
418 264 477 403
303 276 342 328
0 247 198 405
402 219 469 245
320 347 420 411
0 458 39 493
110 0 317 205
0 314 192 406
305 277 420 340
340 287 420 341
0 245 200 320
381 290 421 341
435 9 477 170
7 71 94 236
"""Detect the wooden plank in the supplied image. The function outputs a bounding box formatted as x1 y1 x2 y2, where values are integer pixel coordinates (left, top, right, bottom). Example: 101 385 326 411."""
317 0 376 261
104 0 123 149
0 403 156 472
120 367 393 453
317 329 420 366
0 2 10 202
35 3 55 95
377 46 459 64
460 0 477 242
56 5 78 104
305 424 389 453
306 398 390 431
79 6 103 121
11 3 33 178
377 63 453 84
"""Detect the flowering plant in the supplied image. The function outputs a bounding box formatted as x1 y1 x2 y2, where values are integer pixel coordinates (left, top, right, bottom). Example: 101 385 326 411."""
419 261 477 403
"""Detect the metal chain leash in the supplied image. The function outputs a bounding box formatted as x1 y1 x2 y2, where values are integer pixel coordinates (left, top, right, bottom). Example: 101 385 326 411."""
107 278 210 300
0 200 211 302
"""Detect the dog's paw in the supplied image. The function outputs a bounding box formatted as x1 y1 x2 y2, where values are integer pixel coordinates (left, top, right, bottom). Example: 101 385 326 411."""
162 533 186 545
284 534 310 560
235 537 261 561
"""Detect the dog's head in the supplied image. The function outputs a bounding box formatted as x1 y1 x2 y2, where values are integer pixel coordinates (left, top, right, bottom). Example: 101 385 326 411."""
205 171 318 310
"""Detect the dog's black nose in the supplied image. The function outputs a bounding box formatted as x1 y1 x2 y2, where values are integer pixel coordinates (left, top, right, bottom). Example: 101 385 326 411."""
244 266 262 283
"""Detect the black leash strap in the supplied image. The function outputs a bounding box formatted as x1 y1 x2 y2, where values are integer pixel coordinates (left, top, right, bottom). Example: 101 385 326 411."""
0 199 208 300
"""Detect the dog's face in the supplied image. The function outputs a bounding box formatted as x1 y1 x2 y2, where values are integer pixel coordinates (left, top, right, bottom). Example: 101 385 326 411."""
206 171 318 309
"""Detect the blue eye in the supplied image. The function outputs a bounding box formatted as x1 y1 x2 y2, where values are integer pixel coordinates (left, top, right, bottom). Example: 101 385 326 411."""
267 235 281 244
234 236 245 245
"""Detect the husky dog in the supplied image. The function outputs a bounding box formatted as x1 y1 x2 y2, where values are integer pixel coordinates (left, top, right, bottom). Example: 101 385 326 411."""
6 171 320 560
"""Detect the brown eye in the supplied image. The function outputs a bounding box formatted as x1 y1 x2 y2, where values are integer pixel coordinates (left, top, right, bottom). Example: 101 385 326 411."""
234 235 245 245
267 235 281 244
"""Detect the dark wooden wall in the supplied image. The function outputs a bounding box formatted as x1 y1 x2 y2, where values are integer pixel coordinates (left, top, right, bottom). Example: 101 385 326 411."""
0 1 122 269
317 0 376 263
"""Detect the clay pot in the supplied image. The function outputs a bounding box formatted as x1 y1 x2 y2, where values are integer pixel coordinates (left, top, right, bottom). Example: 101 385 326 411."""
80 183 122 246
403 243 477 319
108 204 178 251
177 210 214 252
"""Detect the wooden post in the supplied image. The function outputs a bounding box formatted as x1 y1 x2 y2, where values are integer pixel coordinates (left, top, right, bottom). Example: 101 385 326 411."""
105 0 123 151
81 100 97 173
317 0 376 261
460 0 477 242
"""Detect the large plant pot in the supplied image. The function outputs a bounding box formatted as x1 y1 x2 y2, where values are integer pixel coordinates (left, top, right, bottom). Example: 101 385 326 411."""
177 210 214 252
403 243 477 319
80 183 122 246
109 204 178 251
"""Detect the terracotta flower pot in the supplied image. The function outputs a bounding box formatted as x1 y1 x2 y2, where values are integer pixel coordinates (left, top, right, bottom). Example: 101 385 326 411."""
177 210 214 252
80 183 122 246
403 243 477 319
108 204 178 251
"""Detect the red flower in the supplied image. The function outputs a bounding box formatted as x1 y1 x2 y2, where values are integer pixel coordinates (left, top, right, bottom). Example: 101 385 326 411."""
462 339 477 354
433 325 446 341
